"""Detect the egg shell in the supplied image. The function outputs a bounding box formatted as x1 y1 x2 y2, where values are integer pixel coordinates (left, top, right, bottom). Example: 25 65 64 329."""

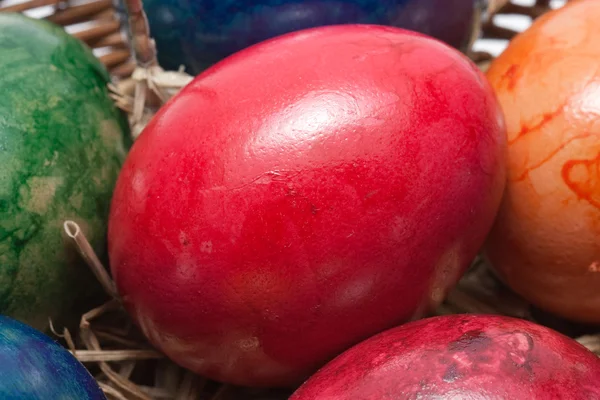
0 315 105 399
290 314 600 399
0 13 130 330
484 0 600 323
108 24 506 387
116 0 483 74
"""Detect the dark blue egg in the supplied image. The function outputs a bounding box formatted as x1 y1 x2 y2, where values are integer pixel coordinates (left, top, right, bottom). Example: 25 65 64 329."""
116 0 484 74
0 316 105 400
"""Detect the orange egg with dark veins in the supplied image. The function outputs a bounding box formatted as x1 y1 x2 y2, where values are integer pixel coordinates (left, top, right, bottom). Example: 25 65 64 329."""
484 0 600 323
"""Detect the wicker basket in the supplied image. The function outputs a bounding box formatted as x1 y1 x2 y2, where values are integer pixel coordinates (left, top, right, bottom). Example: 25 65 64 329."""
2 0 598 399
0 0 564 76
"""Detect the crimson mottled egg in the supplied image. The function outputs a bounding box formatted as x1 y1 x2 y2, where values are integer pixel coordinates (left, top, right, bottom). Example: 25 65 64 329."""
108 25 506 387
291 315 600 399
484 0 600 323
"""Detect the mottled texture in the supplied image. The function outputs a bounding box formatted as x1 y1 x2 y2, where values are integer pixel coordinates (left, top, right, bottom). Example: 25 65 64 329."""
108 25 506 387
0 316 105 399
484 0 600 323
0 14 130 330
115 0 482 74
290 315 600 399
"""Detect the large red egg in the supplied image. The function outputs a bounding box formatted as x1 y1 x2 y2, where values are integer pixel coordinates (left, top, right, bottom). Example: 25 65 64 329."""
108 25 506 387
290 314 600 399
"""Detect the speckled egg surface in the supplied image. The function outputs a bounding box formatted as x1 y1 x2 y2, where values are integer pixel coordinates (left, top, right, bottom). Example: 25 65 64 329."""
0 316 105 399
0 14 130 330
291 314 600 399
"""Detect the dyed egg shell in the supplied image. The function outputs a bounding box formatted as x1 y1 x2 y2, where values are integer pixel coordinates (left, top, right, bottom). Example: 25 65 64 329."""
108 24 506 387
0 14 130 330
116 0 483 74
484 0 600 323
290 314 600 399
0 316 105 399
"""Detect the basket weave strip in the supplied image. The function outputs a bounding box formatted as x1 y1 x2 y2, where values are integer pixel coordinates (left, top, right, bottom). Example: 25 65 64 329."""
0 0 563 78
0 0 134 76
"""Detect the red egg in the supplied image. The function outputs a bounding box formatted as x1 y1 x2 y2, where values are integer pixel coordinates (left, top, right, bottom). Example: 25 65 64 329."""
290 314 600 399
108 25 506 387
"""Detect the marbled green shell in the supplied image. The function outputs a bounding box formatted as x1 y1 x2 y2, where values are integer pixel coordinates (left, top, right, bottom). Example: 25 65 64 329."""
0 13 130 330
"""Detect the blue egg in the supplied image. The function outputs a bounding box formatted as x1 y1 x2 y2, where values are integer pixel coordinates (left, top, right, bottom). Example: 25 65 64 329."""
115 0 484 74
0 316 105 400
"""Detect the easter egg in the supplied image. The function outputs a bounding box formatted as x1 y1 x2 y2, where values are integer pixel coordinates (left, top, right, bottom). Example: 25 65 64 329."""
108 25 506 387
116 0 485 74
0 14 130 330
484 0 600 323
0 315 105 399
290 314 600 399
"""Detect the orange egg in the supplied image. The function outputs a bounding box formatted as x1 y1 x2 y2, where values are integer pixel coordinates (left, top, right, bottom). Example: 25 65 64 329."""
484 0 600 323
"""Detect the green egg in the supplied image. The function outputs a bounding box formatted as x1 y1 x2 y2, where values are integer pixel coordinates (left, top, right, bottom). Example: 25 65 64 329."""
0 13 131 330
